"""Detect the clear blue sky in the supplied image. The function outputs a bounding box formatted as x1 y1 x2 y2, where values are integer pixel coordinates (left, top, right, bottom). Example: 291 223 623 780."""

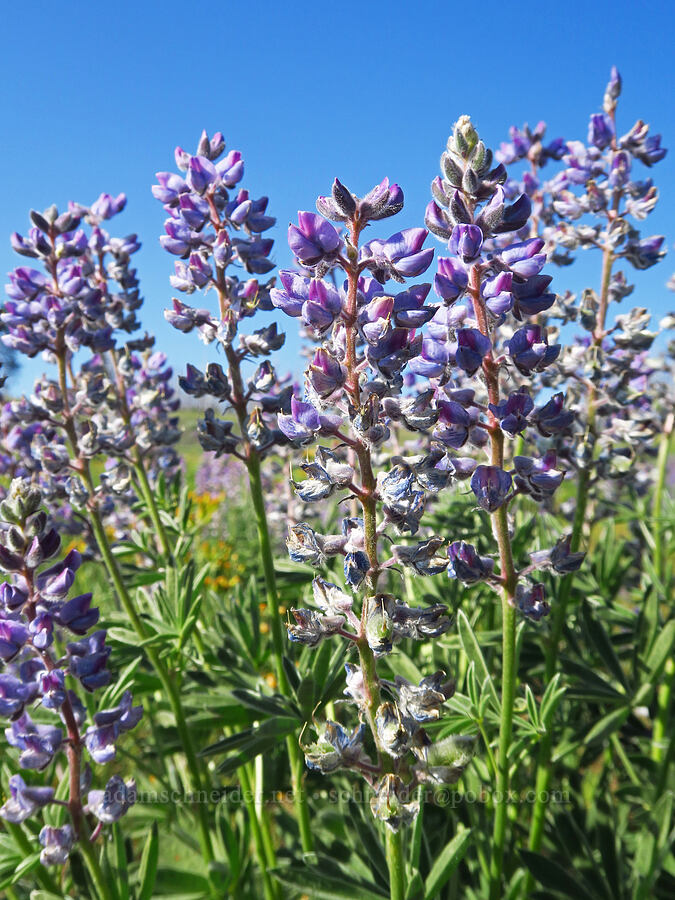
2 0 674 394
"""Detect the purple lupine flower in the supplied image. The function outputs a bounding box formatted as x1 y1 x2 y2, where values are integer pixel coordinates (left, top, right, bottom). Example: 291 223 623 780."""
307 348 346 398
0 618 29 661
530 534 585 574
361 228 434 282
481 272 514 318
623 234 666 270
5 713 63 770
89 192 127 220
38 669 67 710
38 824 75 866
448 224 483 262
0 674 37 717
278 396 321 445
0 774 55 823
67 630 111 692
489 390 534 436
270 269 309 318
288 212 342 267
531 392 574 436
511 275 556 319
367 329 419 379
499 239 547 279
87 775 136 823
408 335 455 378
456 329 492 375
446 541 494 584
434 256 468 303
302 279 342 333
514 452 564 500
344 551 371 589
391 284 437 328
28 611 53 650
434 401 486 450
470 465 512 512
506 326 560 374
83 690 143 764
35 549 82 599
516 582 549 621
588 113 615 150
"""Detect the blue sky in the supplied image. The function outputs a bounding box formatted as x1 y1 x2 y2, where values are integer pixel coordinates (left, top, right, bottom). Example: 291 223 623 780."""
2 0 674 394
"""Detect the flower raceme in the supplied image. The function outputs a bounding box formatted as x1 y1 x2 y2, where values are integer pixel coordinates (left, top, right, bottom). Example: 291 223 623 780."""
0 480 141 866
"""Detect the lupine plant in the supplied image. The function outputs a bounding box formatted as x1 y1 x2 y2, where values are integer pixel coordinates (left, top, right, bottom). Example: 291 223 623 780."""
0 478 140 897
495 70 672 895
0 67 673 900
154 130 314 894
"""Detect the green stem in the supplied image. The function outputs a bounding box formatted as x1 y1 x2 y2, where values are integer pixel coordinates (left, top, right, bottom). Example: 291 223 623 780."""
245 444 313 854
385 828 405 900
77 833 115 900
650 414 674 791
239 763 279 900
523 214 617 898
88 507 215 866
131 452 173 560
466 263 520 900
488 519 518 900
342 220 407 900
55 348 215 869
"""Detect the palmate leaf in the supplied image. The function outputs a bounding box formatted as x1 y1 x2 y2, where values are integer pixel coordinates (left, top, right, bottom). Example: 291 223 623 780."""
0 850 42 890
201 716 299 758
215 730 296 776
271 859 387 899
230 687 298 719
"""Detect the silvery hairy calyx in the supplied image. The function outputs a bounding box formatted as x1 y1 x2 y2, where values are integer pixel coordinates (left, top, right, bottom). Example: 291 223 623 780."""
0 479 140 889
1 194 180 550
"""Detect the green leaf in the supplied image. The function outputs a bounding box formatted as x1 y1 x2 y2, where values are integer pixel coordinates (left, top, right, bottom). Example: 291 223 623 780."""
583 706 630 745
230 688 294 720
0 851 42 889
137 822 159 900
405 870 424 900
424 827 472 900
525 684 541 731
457 611 498 709
201 717 298 758
282 655 301 693
581 603 627 690
645 619 675 678
112 823 129 900
520 849 597 900
540 674 566 729
216 731 290 775
271 863 387 899
29 893 74 900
